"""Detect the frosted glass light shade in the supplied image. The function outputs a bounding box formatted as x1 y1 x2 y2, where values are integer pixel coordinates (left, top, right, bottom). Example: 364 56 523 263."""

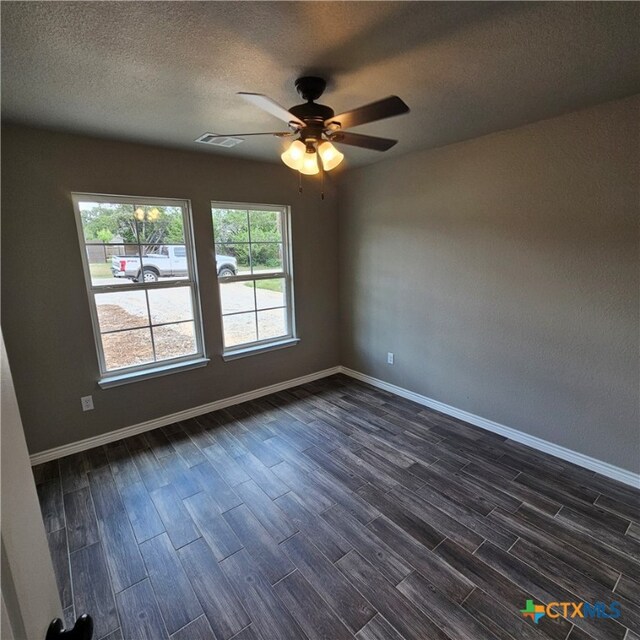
299 151 319 175
280 140 306 170
318 141 344 171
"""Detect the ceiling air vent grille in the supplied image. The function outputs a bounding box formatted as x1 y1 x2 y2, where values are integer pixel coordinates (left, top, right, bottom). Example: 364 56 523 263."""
195 133 244 148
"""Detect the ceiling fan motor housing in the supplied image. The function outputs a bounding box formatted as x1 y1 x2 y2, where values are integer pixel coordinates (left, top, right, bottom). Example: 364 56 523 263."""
290 76 336 144
295 76 326 101
289 102 334 141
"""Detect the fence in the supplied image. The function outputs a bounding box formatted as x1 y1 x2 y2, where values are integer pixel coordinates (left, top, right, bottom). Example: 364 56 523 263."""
86 242 139 264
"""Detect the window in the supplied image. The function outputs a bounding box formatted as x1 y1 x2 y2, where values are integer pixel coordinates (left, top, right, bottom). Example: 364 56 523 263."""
73 194 206 385
211 202 296 357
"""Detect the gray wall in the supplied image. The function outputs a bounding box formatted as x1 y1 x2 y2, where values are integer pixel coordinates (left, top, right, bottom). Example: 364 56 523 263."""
338 96 639 473
3 97 638 472
1 126 340 454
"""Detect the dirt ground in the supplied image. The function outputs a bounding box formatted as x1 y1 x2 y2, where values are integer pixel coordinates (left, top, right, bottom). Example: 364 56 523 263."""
97 280 287 369
99 306 196 370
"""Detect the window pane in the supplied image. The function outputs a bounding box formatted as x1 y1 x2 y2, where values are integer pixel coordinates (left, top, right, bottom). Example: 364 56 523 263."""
251 243 283 275
249 210 281 242
212 202 292 354
135 205 184 244
102 328 154 370
87 247 140 287
212 208 249 244
95 290 148 332
220 281 255 314
141 245 188 283
86 247 114 286
257 308 288 341
223 312 257 348
153 322 197 361
215 244 249 276
79 202 138 244
148 287 193 325
255 278 285 309
76 194 204 376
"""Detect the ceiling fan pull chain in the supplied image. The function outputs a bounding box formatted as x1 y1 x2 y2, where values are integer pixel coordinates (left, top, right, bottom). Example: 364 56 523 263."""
321 162 325 200
298 170 303 194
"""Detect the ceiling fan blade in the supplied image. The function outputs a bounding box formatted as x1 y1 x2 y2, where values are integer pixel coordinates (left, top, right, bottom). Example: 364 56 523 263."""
325 96 409 130
330 131 397 151
238 93 305 126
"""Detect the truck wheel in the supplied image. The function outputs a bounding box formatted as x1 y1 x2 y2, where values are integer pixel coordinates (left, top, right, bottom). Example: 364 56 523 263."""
142 268 159 283
218 267 235 277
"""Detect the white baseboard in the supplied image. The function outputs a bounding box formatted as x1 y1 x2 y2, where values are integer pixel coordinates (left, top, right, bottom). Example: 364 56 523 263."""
340 367 640 489
29 366 341 466
30 362 639 489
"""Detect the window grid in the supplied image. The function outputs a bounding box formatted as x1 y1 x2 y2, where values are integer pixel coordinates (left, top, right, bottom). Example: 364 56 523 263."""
97 317 195 337
73 193 205 376
212 203 295 353
221 305 287 318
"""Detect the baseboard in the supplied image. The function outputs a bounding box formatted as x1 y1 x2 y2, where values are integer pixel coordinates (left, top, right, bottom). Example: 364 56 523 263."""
30 362 639 489
29 366 342 466
340 367 640 489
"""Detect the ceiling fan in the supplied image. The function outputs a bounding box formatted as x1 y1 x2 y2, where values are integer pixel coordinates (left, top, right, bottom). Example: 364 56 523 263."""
201 76 410 175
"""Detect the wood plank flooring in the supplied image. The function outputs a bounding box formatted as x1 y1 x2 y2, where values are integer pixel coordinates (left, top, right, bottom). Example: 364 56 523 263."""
33 374 640 640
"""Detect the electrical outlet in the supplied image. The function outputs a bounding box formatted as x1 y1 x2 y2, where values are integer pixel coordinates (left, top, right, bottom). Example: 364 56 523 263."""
387 352 394 365
81 395 94 412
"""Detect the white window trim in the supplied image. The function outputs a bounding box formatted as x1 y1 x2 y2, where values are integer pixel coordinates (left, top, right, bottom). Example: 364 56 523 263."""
72 192 206 385
97 356 210 388
212 201 297 357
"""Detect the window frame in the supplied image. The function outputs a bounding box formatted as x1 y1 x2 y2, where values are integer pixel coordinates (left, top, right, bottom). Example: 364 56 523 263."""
211 201 297 359
72 192 207 386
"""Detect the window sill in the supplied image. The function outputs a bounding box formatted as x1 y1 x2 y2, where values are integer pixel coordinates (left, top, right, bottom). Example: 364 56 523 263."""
98 357 210 389
222 338 300 361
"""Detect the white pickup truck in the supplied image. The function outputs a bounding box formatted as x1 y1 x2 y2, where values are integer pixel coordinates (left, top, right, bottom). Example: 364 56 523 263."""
111 245 237 282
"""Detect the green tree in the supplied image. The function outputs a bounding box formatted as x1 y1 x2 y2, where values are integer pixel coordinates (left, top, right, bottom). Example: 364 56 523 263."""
212 209 282 269
96 228 113 243
80 204 184 247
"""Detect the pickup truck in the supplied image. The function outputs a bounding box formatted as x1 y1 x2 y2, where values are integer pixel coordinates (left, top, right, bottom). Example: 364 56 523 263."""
111 245 237 282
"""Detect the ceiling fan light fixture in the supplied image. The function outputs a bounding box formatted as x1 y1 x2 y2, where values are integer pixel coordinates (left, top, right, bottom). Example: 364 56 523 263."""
318 141 344 171
238 78 408 185
280 139 306 170
299 149 320 175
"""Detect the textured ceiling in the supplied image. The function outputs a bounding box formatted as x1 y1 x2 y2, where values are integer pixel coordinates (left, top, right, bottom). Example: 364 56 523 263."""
2 1 639 168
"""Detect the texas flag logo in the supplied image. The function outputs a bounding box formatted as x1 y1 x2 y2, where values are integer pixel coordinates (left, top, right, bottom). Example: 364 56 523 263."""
521 600 546 624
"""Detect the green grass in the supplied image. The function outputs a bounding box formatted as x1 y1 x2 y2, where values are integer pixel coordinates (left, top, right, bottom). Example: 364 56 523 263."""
89 262 113 278
245 280 282 292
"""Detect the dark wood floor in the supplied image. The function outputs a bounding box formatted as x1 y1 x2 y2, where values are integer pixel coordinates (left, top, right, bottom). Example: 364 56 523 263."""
33 374 640 640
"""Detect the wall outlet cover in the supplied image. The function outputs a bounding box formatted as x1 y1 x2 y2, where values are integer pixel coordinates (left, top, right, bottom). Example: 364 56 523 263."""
81 395 94 411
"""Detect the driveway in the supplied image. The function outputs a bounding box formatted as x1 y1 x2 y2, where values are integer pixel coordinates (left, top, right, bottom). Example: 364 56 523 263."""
95 279 286 368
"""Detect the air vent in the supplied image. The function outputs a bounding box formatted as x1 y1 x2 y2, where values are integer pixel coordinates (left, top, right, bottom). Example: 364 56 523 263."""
195 133 244 148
